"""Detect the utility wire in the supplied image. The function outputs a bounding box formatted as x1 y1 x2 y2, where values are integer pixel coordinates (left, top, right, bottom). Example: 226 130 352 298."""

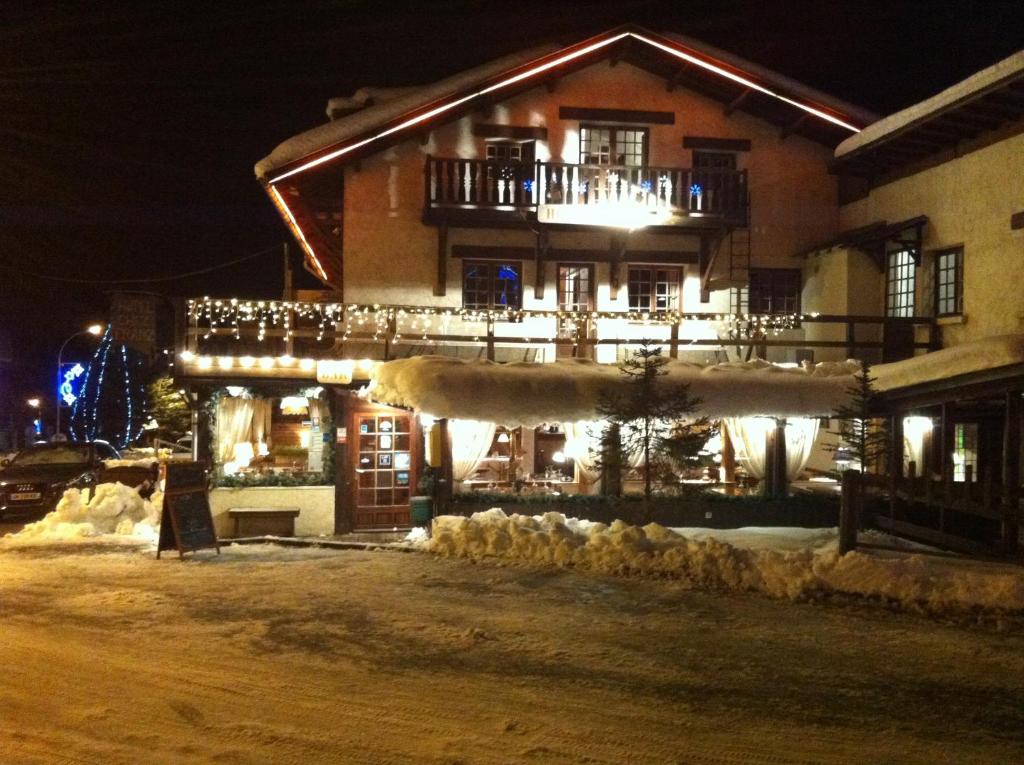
5 245 280 284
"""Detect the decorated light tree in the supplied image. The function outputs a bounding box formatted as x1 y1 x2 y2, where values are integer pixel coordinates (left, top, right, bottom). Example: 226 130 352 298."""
70 327 148 449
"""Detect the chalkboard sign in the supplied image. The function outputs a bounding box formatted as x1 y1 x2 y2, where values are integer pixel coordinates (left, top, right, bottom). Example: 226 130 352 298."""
158 462 220 559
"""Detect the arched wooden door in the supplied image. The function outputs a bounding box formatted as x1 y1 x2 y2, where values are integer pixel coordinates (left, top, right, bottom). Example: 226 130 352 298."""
349 402 418 530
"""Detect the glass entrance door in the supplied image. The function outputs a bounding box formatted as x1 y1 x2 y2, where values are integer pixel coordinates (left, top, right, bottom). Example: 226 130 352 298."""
352 406 416 529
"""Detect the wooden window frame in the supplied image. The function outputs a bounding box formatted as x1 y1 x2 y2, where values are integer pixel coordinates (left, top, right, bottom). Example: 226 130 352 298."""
556 263 595 312
579 124 650 167
748 268 801 315
886 249 916 318
461 260 523 311
627 265 682 312
692 150 738 170
934 246 963 317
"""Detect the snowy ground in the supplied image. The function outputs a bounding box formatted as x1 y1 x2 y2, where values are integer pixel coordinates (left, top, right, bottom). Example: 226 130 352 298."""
2 539 1024 764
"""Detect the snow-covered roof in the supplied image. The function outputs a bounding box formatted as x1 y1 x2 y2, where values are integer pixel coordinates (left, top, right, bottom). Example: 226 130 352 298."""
873 334 1024 392
255 44 558 180
256 26 874 183
835 50 1024 160
326 87 430 120
366 356 858 427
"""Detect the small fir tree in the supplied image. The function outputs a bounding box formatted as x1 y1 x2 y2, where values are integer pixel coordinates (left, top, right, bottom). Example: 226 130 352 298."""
830 363 890 473
145 376 192 444
596 342 714 505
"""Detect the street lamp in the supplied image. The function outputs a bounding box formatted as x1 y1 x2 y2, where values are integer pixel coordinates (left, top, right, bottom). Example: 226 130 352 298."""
56 324 105 438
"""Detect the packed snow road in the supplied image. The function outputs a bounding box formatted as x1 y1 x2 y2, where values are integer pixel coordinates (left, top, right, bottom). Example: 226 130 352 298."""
1 543 1022 764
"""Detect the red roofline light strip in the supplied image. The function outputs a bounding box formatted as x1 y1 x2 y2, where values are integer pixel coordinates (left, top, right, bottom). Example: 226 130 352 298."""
269 185 330 282
267 30 861 185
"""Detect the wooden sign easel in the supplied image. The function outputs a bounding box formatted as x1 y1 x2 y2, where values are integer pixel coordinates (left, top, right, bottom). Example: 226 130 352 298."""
157 461 220 559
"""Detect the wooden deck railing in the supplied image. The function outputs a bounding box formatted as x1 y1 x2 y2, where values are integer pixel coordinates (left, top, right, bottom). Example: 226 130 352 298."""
180 299 935 365
424 157 748 223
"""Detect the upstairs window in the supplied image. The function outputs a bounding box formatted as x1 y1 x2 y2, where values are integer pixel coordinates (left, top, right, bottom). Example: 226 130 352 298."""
628 267 680 312
580 125 648 166
557 264 594 312
730 285 749 314
462 261 522 311
886 250 916 318
748 269 801 315
485 140 535 165
935 247 963 316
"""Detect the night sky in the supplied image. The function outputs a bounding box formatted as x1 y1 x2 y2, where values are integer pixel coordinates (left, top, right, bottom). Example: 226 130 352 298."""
2 0 1023 413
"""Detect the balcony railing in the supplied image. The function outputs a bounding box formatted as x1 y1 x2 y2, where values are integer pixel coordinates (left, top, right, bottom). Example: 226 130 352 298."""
178 298 935 375
425 157 748 225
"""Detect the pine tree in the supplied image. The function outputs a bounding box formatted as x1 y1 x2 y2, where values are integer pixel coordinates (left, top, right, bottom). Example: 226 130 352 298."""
830 363 890 473
145 376 192 443
596 342 713 505
69 327 148 449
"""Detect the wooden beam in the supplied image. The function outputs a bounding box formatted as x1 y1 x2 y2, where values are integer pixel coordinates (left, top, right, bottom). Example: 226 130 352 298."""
723 88 752 116
534 230 549 300
472 124 548 141
665 64 689 92
450 244 697 264
683 136 752 152
1002 391 1021 553
434 222 448 297
558 106 675 125
780 114 808 140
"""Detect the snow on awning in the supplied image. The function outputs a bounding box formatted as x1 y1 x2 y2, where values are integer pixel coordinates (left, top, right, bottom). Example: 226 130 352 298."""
874 334 1024 392
366 356 857 427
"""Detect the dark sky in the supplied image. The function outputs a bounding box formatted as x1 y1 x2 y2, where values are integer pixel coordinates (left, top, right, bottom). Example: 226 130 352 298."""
2 0 1023 407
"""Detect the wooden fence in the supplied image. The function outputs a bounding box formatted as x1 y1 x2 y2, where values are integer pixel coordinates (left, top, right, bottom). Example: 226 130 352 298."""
838 464 1022 560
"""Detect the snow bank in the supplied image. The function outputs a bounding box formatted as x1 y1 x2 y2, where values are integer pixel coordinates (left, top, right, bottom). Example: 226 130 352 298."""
368 356 857 426
874 334 1024 391
6 483 162 544
427 510 1024 614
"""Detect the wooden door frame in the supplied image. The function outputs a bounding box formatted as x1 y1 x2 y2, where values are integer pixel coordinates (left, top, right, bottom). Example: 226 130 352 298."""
347 399 421 531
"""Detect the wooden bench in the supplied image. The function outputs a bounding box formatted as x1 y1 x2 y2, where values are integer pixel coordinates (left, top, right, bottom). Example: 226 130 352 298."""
228 507 301 538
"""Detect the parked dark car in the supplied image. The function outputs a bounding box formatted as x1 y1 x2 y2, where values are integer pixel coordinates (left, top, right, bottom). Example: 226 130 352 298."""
0 441 120 519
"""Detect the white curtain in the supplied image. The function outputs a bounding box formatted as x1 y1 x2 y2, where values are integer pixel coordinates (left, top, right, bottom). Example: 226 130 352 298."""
724 417 774 479
784 418 820 482
725 416 821 481
217 397 256 463
449 419 497 482
563 421 602 493
251 399 273 449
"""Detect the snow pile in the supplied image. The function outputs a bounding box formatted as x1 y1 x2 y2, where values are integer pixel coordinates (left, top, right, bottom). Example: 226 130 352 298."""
369 356 858 427
427 510 1024 614
873 334 1024 391
7 483 162 544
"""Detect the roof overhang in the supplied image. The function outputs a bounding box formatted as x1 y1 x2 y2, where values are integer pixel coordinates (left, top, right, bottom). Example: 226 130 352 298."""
833 50 1024 177
798 215 928 269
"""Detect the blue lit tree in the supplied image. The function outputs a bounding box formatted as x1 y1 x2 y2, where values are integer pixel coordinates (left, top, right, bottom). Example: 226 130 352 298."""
69 327 148 449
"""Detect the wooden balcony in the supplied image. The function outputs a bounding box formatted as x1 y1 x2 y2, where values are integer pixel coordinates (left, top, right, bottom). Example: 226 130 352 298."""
424 157 748 229
177 298 935 380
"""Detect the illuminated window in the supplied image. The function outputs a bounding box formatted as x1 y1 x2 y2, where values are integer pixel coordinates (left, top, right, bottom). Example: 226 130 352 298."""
462 261 522 310
886 250 916 318
580 125 648 166
748 269 801 315
953 423 978 482
935 247 963 316
557 264 594 312
628 267 680 311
